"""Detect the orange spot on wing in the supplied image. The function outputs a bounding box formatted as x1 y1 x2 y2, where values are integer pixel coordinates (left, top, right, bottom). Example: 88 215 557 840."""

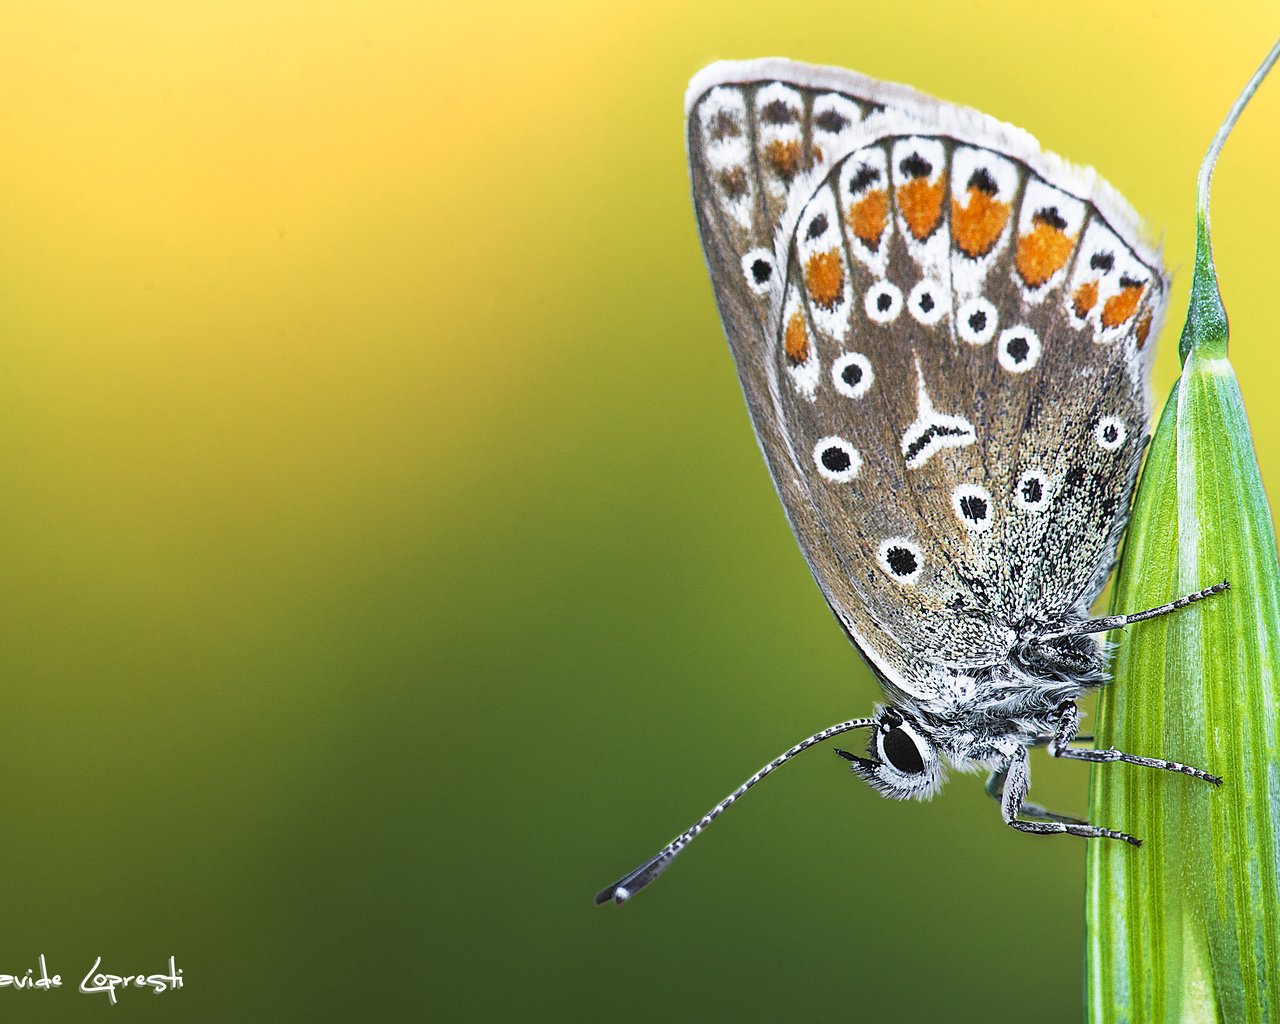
1016 221 1075 287
765 139 802 180
1102 284 1144 328
1136 309 1153 349
784 311 810 364
1073 280 1099 318
805 250 844 310
896 178 944 240
848 190 888 249
951 189 1010 257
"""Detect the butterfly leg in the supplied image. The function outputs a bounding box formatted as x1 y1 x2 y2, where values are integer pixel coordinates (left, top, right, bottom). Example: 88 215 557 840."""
1047 704 1223 785
1053 581 1230 637
984 768 1086 824
999 749 1140 845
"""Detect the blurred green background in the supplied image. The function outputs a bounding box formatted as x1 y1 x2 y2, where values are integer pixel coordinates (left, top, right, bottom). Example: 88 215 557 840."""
0 2 1275 1020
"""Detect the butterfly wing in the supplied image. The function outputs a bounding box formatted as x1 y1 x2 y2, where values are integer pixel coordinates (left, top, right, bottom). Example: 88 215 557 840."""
687 60 1167 703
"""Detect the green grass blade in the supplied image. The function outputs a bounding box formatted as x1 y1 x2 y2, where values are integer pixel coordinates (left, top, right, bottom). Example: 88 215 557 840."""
1086 40 1280 1024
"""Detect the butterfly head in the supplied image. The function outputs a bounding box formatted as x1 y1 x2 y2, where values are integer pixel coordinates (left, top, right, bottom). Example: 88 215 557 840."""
840 706 946 801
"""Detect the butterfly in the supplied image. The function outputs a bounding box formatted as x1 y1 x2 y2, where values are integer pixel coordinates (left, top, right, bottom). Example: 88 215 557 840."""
595 59 1226 906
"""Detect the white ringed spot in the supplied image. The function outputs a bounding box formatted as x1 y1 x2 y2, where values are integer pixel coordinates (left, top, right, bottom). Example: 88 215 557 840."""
908 279 948 326
1013 469 1052 512
1094 416 1127 451
951 484 994 532
996 325 1041 373
741 248 775 296
956 297 998 345
864 281 903 324
831 352 873 399
813 436 861 482
877 538 923 585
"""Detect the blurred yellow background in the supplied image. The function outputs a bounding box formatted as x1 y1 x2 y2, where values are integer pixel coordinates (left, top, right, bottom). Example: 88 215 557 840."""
0 1 1275 1020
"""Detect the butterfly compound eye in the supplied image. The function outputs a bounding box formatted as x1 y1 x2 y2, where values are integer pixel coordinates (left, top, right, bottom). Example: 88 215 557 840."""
847 711 943 801
880 726 926 775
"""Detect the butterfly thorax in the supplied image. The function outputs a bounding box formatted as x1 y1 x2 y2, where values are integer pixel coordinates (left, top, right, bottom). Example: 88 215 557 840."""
899 628 1107 766
1011 627 1109 688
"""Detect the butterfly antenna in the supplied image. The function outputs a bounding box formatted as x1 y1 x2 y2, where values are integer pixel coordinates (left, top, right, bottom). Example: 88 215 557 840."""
593 716 875 906
1051 580 1229 638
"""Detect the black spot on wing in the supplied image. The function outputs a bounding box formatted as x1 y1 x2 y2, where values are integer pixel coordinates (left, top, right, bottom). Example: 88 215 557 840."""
904 425 967 463
760 98 797 125
814 109 850 133
849 165 881 193
886 546 918 577
1033 206 1068 231
967 168 998 195
821 446 852 473
899 153 932 179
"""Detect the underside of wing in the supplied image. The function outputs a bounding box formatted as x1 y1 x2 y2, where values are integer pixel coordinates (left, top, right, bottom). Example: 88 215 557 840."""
687 60 1168 697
